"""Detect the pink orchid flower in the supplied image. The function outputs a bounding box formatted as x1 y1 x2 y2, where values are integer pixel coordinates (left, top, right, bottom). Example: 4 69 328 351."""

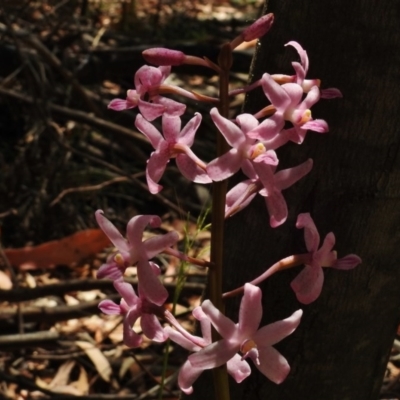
272 41 342 99
188 283 302 384
207 108 281 182
99 280 167 348
135 113 211 194
291 213 362 304
225 158 313 227
165 307 251 394
95 210 179 306
108 65 186 121
250 73 328 143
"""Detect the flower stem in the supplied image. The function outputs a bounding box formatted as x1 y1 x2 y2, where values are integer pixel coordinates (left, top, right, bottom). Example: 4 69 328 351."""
208 42 232 400
222 253 311 299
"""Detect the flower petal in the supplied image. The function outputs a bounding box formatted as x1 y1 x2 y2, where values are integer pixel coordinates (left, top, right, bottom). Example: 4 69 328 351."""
201 300 237 339
210 108 246 148
255 345 290 384
227 354 251 383
176 154 212 184
141 314 168 342
188 340 237 370
178 112 202 146
333 254 362 270
143 231 179 259
252 309 303 347
162 114 181 143
261 73 291 111
136 258 168 306
207 149 242 181
296 213 320 253
98 299 121 315
95 210 129 252
291 263 324 304
178 360 204 395
238 283 262 338
135 114 164 149
146 149 170 194
274 159 313 191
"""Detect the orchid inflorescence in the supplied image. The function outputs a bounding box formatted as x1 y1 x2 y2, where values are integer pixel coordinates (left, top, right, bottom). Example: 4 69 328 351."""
97 13 361 397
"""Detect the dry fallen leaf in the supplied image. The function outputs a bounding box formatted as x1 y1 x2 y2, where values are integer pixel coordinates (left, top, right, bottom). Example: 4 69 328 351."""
0 270 12 290
4 229 110 269
75 340 112 382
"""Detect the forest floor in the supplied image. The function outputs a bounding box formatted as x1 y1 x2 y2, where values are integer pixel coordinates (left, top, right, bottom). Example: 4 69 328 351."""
0 0 399 399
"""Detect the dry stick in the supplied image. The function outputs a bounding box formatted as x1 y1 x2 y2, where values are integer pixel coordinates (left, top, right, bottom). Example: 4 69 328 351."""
0 240 24 335
50 173 145 206
0 370 146 400
0 278 204 302
0 87 148 150
0 331 59 346
0 22 101 116
55 136 191 218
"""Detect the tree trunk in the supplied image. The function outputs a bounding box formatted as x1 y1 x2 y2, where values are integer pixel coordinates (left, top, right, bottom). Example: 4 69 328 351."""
188 0 400 399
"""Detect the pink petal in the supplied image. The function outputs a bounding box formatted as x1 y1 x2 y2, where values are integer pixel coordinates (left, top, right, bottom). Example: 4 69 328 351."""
146 150 170 194
274 159 313 191
178 112 202 146
301 85 320 109
210 107 246 148
126 215 162 249
333 254 362 270
296 213 320 253
193 307 212 345
98 299 121 315
143 231 179 259
291 61 306 84
178 360 204 395
162 114 181 143
141 314 168 342
123 309 143 347
95 210 129 252
138 100 166 121
316 232 336 266
164 327 201 351
207 149 242 181
108 98 135 111
114 280 139 308
227 355 251 383
135 114 164 149
252 309 303 347
201 300 236 339
255 345 290 384
302 119 329 133
136 258 168 306
247 113 284 141
134 65 163 90
225 180 257 217
320 88 343 99
261 73 292 111
264 190 288 228
176 154 212 184
156 96 186 117
236 113 260 133
291 264 324 304
97 261 124 280
238 283 262 338
285 41 308 72
188 340 237 369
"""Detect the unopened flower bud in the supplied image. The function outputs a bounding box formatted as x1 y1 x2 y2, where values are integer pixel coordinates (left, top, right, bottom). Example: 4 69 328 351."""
142 48 186 66
243 13 274 41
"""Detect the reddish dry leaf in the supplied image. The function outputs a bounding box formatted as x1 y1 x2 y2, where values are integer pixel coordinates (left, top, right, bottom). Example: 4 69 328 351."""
4 229 110 270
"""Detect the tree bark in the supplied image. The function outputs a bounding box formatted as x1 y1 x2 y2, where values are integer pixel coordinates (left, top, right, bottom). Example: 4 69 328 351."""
188 0 400 399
